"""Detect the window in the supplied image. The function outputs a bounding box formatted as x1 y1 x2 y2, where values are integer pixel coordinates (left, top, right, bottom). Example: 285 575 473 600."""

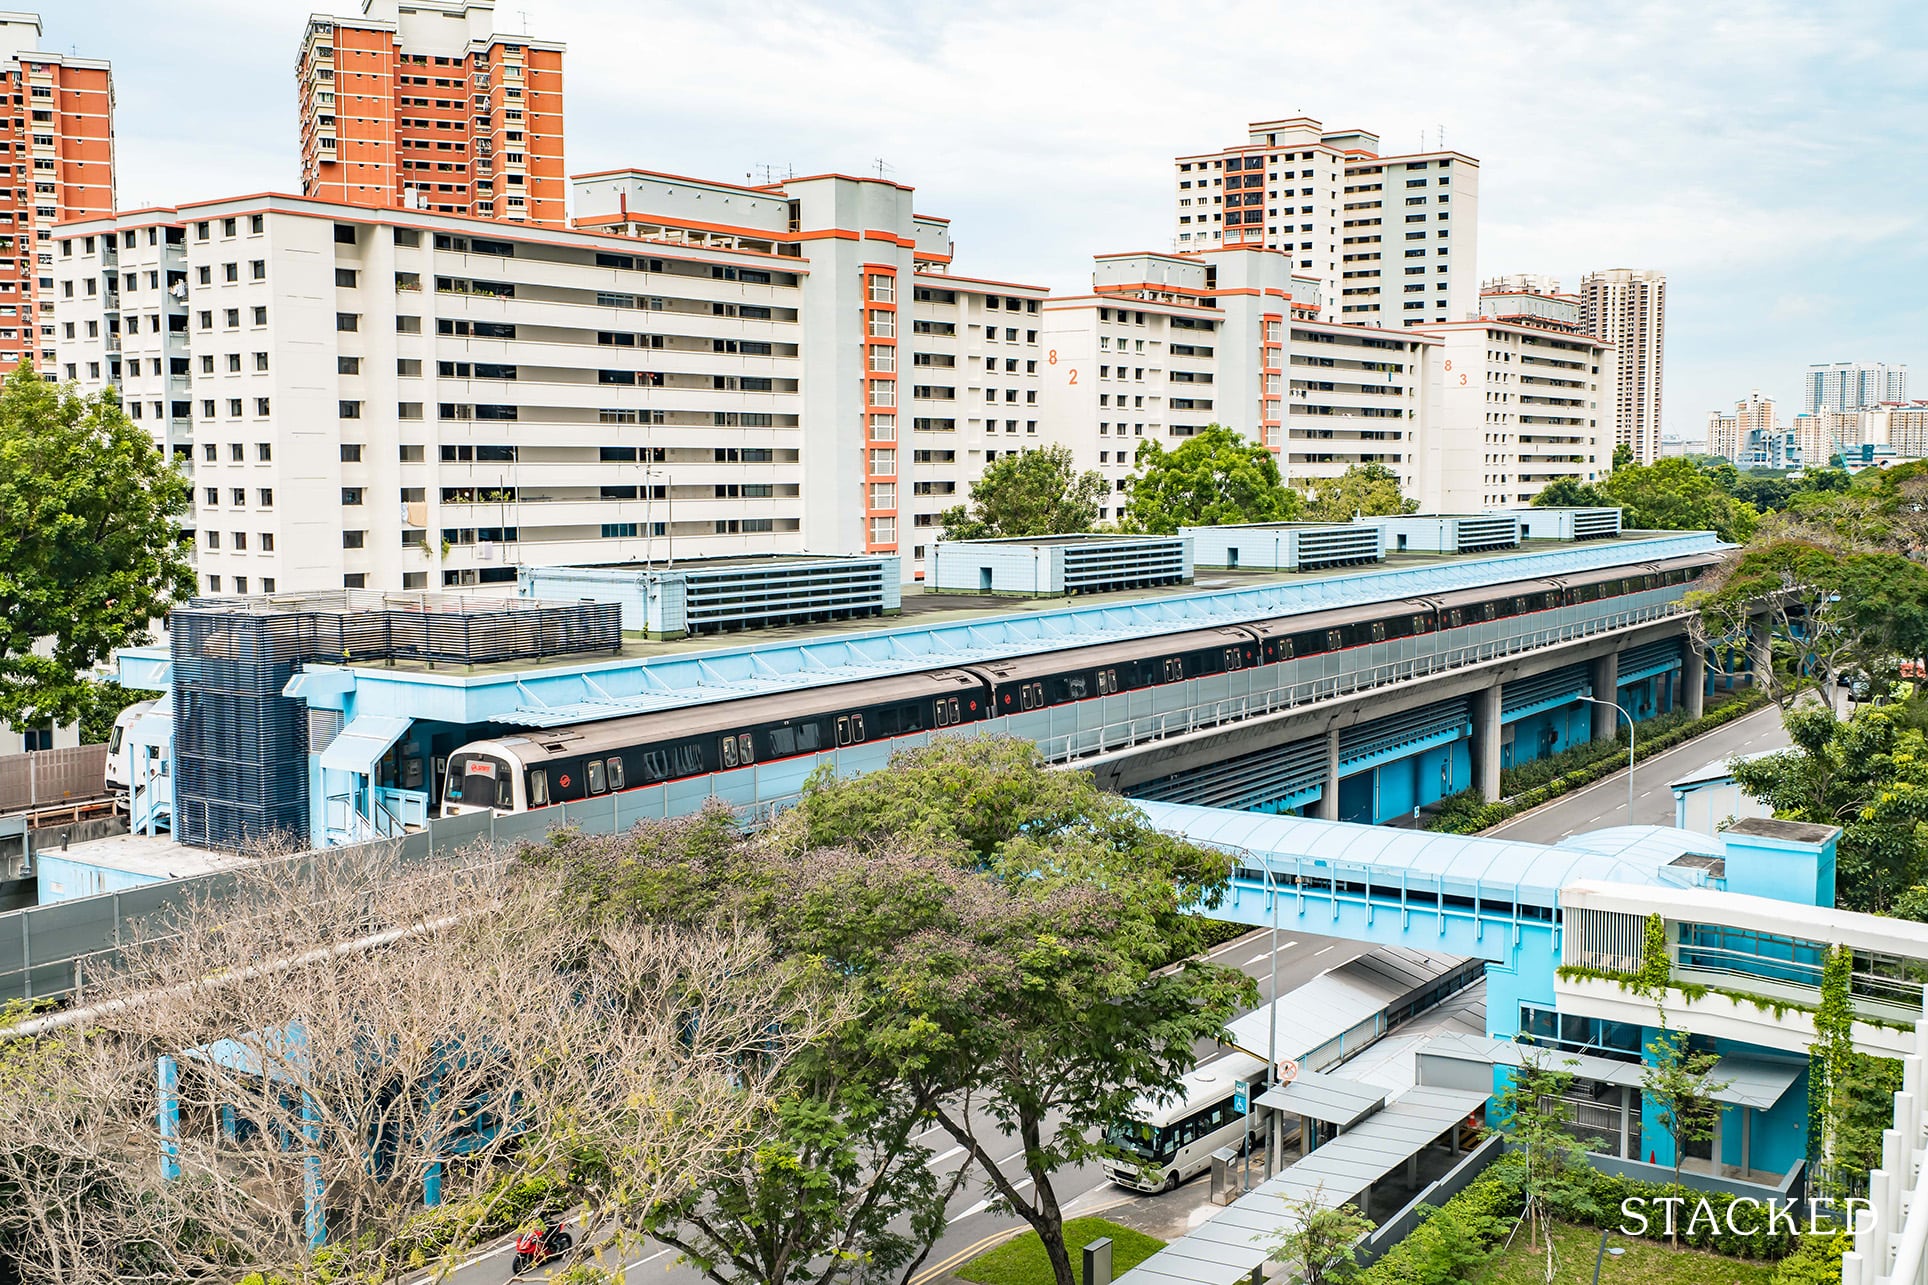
224 262 238 283
257 443 272 461
333 267 356 287
225 308 240 327
262 534 275 553
342 530 365 549
251 260 267 280
228 352 242 372
255 352 271 371
258 488 274 506
339 400 362 419
396 315 421 334
342 487 364 506
336 312 359 331
334 223 357 245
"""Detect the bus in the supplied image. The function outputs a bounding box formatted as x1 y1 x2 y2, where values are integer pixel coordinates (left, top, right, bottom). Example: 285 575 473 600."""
1102 1051 1268 1193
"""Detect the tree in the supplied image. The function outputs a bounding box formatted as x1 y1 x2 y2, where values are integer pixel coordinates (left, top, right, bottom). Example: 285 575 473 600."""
1532 478 1613 509
1122 425 1301 533
1300 463 1418 523
532 809 965 1285
1494 1045 1596 1252
1613 443 1634 470
0 844 830 1285
0 367 195 727
937 445 1107 542
1728 703 1928 912
1809 944 1857 1204
767 737 1258 1285
1264 1187 1375 1285
1641 1029 1728 1216
1686 539 1928 709
1596 458 1758 542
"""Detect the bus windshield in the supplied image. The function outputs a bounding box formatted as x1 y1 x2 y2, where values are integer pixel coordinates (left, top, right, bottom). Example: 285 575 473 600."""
446 754 510 807
1106 1120 1172 1165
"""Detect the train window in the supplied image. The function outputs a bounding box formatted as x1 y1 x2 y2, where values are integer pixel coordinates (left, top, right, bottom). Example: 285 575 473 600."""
642 750 668 782
1067 675 1088 698
738 733 754 765
607 757 625 789
1371 622 1387 643
948 697 961 723
1446 609 1463 628
586 759 607 793
936 699 951 727
721 736 738 768
529 769 548 806
1280 637 1294 660
1224 647 1241 670
498 775 514 808
1327 629 1344 651
770 726 796 755
1414 614 1431 634
1019 685 1034 710
1032 682 1045 706
836 717 851 746
1096 670 1111 695
851 714 866 742
1513 597 1528 616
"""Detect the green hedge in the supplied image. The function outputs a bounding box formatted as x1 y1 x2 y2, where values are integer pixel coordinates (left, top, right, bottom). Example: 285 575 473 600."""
1359 1151 1809 1285
1426 690 1772 835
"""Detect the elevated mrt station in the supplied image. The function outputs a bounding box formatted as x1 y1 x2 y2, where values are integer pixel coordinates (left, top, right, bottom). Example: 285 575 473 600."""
106 516 1737 854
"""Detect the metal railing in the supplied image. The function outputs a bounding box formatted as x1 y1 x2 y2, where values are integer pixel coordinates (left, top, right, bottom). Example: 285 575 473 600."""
1037 598 1688 766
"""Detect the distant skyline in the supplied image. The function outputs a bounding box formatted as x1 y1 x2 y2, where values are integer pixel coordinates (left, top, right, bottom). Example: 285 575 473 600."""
47 0 1928 438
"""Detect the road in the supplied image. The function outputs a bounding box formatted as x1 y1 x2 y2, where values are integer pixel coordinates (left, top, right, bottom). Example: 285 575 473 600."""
1483 700 1792 842
440 927 1371 1285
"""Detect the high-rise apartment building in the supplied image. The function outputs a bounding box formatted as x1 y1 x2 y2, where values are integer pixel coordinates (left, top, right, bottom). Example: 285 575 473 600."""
1580 269 1665 464
1040 247 1455 508
1803 361 1908 415
1707 391 1779 465
1408 319 1614 511
0 13 112 372
1173 116 1478 330
298 1 564 225
52 170 1041 593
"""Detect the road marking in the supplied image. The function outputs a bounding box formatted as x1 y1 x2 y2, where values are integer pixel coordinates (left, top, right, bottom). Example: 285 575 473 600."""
959 1176 1034 1219
1243 952 1270 965
628 1246 674 1268
912 1124 947 1144
1209 931 1264 958
911 1227 1027 1284
1313 945 1334 956
995 1148 1025 1167
929 1145 965 1166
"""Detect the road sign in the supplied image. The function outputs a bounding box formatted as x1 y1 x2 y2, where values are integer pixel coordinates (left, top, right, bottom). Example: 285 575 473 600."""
1233 1080 1251 1113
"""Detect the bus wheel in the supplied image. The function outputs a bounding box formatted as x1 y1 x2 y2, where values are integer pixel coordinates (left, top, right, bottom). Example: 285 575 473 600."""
1162 1170 1179 1193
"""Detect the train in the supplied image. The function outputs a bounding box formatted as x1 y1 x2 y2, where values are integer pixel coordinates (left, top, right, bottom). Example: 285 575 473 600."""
439 554 1716 818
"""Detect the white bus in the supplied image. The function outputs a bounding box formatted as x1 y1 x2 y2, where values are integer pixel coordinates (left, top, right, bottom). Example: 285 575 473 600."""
1102 1051 1268 1192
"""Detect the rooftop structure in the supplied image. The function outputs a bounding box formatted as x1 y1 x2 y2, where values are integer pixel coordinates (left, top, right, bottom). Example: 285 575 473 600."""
926 533 1190 597
518 554 901 638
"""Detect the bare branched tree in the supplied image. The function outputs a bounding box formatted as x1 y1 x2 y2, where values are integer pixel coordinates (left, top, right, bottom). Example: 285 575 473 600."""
0 843 833 1284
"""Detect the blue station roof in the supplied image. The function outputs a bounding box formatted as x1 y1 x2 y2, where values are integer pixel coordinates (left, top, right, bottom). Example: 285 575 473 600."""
126 530 1722 731
1134 800 1724 908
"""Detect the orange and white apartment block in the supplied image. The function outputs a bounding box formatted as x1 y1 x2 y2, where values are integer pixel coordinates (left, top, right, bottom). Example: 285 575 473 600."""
298 0 564 226
1174 116 1479 333
0 11 113 373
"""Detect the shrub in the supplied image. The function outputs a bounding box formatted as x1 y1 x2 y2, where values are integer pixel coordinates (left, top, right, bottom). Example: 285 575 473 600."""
1359 1163 1524 1285
1770 1230 1851 1285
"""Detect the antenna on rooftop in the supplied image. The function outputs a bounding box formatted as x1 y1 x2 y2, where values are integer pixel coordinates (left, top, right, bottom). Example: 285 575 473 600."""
517 9 530 34
873 157 894 179
751 162 793 184
1438 124 1446 151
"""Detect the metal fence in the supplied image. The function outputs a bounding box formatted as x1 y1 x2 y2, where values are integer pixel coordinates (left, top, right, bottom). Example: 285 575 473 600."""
0 791 788 1006
0 744 109 812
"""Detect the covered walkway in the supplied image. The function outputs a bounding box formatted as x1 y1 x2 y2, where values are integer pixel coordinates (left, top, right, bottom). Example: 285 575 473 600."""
1114 1085 1489 1285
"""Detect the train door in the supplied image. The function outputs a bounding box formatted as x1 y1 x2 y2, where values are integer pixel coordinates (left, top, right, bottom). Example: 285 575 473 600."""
429 731 459 813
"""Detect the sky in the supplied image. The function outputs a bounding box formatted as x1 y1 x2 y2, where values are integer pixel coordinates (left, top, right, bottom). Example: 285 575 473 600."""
50 0 1928 441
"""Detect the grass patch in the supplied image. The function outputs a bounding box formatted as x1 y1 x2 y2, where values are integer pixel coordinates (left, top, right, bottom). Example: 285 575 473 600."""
957 1217 1166 1285
1475 1220 1777 1285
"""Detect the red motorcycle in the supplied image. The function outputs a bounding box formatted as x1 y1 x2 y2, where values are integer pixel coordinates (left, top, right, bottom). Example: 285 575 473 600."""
510 1219 574 1275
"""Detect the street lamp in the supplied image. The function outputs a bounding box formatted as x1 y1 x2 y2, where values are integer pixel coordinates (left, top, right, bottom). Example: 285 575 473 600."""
1578 695 1635 825
1261 852 1284 1181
